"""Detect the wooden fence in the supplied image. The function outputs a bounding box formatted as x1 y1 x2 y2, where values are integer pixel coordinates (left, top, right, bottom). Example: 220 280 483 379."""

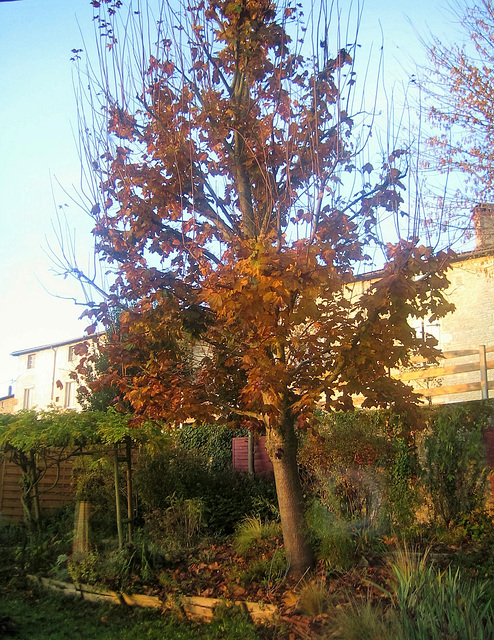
0 454 76 523
232 436 273 474
394 344 494 403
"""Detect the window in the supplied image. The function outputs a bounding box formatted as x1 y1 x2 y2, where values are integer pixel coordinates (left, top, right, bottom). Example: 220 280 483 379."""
64 381 76 409
27 354 35 369
23 387 34 410
68 345 76 362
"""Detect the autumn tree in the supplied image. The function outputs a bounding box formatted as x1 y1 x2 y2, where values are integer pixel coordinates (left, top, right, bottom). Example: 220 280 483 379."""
73 0 453 578
427 0 494 216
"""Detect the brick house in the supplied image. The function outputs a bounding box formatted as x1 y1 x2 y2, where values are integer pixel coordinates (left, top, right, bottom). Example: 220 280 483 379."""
0 387 16 414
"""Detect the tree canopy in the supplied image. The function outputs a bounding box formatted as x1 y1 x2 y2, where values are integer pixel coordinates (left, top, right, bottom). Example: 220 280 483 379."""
73 0 453 577
428 0 494 207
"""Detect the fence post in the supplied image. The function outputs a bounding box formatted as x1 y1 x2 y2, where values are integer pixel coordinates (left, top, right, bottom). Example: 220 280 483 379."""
480 344 489 399
114 444 124 549
248 431 254 475
73 500 91 556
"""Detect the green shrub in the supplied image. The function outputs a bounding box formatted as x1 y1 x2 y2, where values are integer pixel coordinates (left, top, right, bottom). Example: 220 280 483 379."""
145 496 204 550
421 403 490 527
200 470 278 535
12 506 74 574
67 550 100 584
67 537 167 589
300 410 418 534
306 500 357 571
135 448 278 536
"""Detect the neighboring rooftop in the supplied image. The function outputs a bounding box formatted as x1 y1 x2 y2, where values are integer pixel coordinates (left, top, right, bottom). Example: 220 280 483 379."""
10 335 97 357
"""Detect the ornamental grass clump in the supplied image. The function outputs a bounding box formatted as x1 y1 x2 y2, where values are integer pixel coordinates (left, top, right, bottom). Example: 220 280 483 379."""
387 546 494 639
332 546 494 639
145 496 205 551
297 579 330 617
234 515 281 554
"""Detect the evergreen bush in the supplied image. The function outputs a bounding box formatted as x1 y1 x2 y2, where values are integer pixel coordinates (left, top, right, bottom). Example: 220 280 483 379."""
421 402 493 527
134 447 278 536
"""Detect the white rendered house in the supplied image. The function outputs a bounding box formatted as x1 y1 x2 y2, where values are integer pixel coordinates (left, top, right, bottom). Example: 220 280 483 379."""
11 336 98 412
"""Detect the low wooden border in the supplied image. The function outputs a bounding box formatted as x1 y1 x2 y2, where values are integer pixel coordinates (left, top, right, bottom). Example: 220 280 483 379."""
177 595 277 623
27 575 277 624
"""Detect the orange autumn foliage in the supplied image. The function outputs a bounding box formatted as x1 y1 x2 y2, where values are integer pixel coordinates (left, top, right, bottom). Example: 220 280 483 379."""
78 0 453 577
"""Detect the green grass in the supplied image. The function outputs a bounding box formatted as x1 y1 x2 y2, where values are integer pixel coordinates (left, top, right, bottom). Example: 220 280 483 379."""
0 577 264 640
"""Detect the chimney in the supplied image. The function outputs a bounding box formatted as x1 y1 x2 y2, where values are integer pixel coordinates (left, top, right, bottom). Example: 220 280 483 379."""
8 385 12 397
473 203 494 250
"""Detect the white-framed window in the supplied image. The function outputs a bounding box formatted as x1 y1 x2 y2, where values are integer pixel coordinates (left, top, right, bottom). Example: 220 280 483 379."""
23 387 34 410
68 345 76 361
64 381 76 409
410 317 441 346
27 354 35 369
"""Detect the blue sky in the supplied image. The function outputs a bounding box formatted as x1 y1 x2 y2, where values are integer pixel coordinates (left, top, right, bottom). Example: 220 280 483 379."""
0 0 459 395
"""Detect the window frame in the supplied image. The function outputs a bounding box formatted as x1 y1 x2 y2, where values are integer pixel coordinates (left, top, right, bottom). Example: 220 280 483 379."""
23 387 34 410
64 381 76 409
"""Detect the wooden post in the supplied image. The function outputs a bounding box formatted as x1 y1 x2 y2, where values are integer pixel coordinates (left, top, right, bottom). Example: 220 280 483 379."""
29 451 41 525
248 431 254 475
480 344 489 399
114 444 123 549
73 500 91 555
125 437 133 543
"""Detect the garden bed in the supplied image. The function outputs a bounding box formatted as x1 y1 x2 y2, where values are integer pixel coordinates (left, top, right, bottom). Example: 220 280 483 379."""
27 574 278 624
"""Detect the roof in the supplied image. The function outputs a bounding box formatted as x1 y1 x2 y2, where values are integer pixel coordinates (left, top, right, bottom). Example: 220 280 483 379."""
353 245 494 283
0 394 14 402
10 334 100 357
450 246 494 264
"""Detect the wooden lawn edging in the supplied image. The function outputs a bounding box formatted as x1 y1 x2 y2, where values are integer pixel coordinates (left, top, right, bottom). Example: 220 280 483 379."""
176 594 277 623
26 575 278 624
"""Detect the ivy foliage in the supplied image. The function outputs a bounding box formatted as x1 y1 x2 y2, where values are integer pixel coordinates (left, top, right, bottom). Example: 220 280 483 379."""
175 422 248 470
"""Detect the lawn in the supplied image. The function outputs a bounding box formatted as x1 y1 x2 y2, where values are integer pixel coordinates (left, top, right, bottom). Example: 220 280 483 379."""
0 574 268 640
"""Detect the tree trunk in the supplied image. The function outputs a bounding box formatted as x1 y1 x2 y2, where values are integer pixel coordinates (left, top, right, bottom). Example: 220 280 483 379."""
265 417 314 580
29 451 41 525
